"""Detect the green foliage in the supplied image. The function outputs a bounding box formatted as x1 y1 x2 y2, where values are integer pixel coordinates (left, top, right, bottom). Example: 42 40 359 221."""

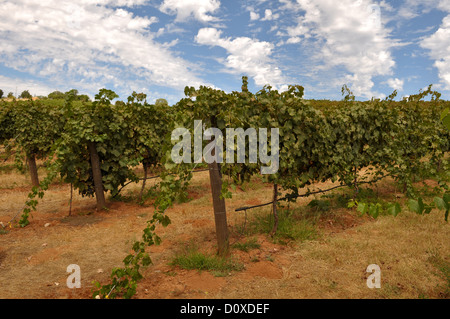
405 193 448 221
57 90 139 198
307 199 331 212
360 202 382 219
170 243 243 276
386 202 402 217
408 197 433 215
348 199 401 219
19 90 32 99
10 99 64 162
0 100 15 145
48 91 65 99
3 98 65 226
248 209 317 244
232 238 261 252
433 193 450 222
125 91 173 184
48 90 90 102
441 108 450 131
177 78 448 206
155 98 168 107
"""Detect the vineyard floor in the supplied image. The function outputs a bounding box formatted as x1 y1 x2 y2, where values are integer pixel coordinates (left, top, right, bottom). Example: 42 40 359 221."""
0 165 449 299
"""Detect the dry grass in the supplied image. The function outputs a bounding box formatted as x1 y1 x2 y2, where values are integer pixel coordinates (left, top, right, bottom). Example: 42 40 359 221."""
0 162 448 299
215 211 448 299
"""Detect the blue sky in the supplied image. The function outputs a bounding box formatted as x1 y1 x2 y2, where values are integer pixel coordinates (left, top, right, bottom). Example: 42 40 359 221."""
0 0 449 104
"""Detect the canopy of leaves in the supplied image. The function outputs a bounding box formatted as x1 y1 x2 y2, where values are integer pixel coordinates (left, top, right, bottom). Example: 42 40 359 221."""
19 90 32 99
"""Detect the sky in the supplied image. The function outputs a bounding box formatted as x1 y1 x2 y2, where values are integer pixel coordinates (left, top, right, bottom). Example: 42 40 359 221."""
0 0 449 104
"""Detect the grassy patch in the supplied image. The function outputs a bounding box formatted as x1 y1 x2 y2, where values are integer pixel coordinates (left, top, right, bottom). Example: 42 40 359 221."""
170 243 244 277
248 208 318 244
307 199 331 212
232 238 261 252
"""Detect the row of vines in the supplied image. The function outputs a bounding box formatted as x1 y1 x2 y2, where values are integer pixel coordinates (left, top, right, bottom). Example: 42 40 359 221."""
0 78 449 298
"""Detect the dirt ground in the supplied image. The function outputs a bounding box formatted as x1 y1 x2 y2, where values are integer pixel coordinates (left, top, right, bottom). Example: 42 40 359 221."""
0 168 449 299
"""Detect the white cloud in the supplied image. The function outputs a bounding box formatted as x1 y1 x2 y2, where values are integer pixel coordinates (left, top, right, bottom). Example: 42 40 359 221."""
250 11 260 21
278 0 299 11
261 9 279 21
195 28 286 88
403 0 450 13
278 0 396 98
439 1 450 12
0 75 59 97
395 0 450 22
0 0 205 97
421 15 450 90
401 0 450 91
159 0 220 23
387 78 404 91
286 37 301 44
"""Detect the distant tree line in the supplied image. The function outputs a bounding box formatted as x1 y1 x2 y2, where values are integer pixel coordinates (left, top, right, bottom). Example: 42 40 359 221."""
47 89 91 102
0 88 169 106
0 90 16 99
0 88 91 101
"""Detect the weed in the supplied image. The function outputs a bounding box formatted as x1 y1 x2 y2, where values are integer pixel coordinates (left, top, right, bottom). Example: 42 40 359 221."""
307 199 331 212
170 243 244 276
232 238 261 252
248 209 318 244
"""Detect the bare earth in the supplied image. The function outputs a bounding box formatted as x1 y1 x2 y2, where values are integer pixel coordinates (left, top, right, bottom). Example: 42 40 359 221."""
0 168 448 299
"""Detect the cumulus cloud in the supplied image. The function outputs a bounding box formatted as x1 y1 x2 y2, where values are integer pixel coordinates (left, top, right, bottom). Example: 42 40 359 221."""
421 15 450 90
159 0 221 23
278 0 396 98
439 1 450 12
405 0 450 92
250 11 260 21
387 78 404 91
286 37 301 44
392 0 450 92
195 28 286 88
0 0 205 96
261 9 280 21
